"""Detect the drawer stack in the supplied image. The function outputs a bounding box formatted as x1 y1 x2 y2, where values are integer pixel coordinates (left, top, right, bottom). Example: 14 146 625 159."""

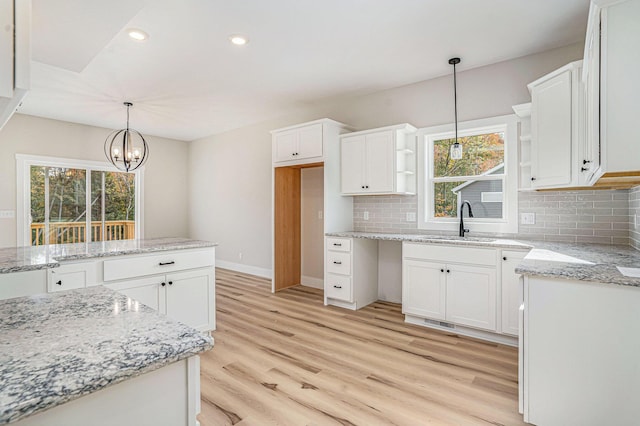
324 237 378 310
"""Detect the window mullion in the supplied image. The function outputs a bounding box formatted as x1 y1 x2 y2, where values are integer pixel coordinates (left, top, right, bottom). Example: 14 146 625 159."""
85 168 91 243
44 168 49 246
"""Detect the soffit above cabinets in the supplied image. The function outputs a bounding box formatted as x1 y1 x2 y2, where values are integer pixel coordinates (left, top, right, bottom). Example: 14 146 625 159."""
19 0 590 141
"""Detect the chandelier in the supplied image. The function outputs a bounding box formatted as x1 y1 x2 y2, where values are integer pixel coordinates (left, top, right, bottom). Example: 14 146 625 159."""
104 102 149 172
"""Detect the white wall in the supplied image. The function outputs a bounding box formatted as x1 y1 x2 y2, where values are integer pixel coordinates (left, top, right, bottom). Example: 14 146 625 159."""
0 114 189 248
188 43 584 274
301 167 324 287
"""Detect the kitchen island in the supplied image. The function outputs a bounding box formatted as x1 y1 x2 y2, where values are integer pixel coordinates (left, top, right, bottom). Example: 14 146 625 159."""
0 285 213 425
0 238 217 332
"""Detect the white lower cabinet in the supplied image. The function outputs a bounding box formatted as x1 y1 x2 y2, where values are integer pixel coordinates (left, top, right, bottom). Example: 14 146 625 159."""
402 242 528 339
47 260 100 293
501 250 528 336
103 248 216 332
324 237 378 310
402 259 446 320
445 264 497 331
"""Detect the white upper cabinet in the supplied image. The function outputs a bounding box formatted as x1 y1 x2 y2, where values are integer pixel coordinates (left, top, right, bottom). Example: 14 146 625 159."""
528 61 584 189
340 123 417 195
0 0 30 130
272 119 349 166
583 0 640 187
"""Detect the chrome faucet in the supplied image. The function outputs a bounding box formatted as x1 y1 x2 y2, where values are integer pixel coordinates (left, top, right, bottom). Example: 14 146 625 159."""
459 200 474 237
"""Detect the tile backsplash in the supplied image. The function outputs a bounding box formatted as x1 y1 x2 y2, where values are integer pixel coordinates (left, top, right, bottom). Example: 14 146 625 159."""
353 188 636 246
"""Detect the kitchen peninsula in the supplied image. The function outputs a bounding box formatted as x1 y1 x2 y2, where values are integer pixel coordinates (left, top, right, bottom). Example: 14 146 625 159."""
0 286 213 425
0 237 218 425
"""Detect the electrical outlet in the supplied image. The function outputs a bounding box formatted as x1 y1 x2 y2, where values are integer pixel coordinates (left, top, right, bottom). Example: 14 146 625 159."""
0 210 15 219
363 211 369 221
521 212 535 225
406 212 416 222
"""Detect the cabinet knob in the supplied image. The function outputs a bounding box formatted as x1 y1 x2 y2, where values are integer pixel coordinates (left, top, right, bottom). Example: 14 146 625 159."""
333 261 342 265
161 282 166 287
446 269 450 273
361 185 365 189
503 256 507 261
531 177 536 181
168 281 173 285
56 280 62 286
333 285 342 289
583 159 592 165
440 269 444 273
365 185 369 189
581 167 589 172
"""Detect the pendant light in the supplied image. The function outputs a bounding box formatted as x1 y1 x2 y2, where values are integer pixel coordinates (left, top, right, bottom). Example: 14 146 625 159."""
104 102 149 172
449 57 463 160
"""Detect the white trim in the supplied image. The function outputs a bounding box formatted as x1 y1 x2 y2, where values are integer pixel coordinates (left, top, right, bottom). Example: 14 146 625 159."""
404 315 517 347
416 114 519 234
216 260 272 279
301 275 324 289
16 154 144 246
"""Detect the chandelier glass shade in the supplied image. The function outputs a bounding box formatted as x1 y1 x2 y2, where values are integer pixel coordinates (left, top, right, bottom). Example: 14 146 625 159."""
104 102 149 172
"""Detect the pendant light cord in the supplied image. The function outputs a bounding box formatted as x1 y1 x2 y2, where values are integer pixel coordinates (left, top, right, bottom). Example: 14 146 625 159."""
449 57 460 144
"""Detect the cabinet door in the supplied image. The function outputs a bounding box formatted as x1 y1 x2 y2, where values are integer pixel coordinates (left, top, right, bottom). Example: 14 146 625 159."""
341 135 366 193
581 19 601 184
104 276 165 313
446 264 497 331
166 268 215 332
47 262 98 293
500 251 527 336
402 259 446 320
365 131 394 192
297 123 323 159
530 70 572 188
273 130 298 162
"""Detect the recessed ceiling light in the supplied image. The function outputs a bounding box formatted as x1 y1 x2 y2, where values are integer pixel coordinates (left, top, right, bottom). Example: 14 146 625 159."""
127 29 149 42
229 35 249 46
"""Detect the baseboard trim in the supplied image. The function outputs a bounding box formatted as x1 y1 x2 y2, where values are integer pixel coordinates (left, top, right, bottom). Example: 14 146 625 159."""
216 260 272 279
300 275 323 289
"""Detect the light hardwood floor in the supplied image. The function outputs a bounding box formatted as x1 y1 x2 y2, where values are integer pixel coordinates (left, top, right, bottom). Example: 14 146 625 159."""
199 268 525 426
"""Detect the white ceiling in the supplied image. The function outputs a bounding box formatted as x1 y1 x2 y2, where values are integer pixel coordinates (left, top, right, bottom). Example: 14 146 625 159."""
19 0 590 141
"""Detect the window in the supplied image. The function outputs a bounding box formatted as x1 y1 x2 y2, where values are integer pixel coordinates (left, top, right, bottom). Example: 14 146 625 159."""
417 115 518 233
17 155 143 246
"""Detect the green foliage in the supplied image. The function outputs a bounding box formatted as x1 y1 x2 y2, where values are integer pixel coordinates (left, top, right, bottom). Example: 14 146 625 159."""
432 132 504 217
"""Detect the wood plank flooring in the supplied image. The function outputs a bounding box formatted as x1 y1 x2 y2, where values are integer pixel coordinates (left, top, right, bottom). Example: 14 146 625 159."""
198 268 525 426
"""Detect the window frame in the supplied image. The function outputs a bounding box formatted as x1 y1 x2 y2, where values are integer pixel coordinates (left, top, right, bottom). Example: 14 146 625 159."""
16 154 144 246
416 114 518 234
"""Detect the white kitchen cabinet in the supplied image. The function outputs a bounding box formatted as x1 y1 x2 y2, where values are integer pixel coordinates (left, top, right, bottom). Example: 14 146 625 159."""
0 269 46 300
273 122 323 163
521 276 640 425
47 260 100 293
103 247 216 332
402 242 528 339
581 0 640 187
324 237 378 310
500 250 527 336
340 123 416 195
402 259 446 320
446 264 496 331
528 61 584 189
0 0 30 130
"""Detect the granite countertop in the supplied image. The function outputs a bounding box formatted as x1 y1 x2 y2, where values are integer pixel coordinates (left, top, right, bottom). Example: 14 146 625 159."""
326 231 534 249
0 237 218 274
0 286 213 424
326 231 640 287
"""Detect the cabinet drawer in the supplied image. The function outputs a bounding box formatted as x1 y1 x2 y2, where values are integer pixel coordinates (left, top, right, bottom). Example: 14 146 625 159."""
325 274 352 302
103 248 215 282
403 243 496 266
326 252 351 275
48 262 97 292
327 237 351 252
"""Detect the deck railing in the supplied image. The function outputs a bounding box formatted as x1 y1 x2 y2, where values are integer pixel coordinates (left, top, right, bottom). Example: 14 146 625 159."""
31 221 135 245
